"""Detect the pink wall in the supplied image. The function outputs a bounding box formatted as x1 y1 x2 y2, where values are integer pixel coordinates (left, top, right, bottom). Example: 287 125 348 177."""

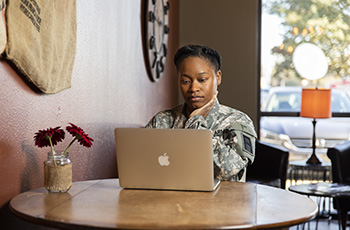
0 1 178 228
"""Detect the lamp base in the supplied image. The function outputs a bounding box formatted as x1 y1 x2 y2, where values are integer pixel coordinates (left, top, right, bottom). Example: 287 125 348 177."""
306 119 322 165
306 152 322 165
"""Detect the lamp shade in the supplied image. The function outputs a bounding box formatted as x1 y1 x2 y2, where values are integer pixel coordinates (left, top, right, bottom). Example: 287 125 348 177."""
300 88 332 119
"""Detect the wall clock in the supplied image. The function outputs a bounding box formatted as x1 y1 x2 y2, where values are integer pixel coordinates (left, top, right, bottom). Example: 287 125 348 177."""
143 0 170 82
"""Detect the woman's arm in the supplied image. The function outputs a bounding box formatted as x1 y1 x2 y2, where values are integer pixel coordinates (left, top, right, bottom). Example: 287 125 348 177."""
212 123 256 181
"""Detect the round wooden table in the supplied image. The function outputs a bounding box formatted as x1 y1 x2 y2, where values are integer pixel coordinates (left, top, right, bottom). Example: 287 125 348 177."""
289 182 350 230
10 179 317 229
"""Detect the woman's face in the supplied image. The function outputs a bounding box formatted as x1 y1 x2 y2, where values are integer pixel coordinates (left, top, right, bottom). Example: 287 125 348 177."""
178 56 221 113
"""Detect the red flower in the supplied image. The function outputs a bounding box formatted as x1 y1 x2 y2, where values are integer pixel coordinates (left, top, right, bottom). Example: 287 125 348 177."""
34 126 65 148
34 123 93 158
66 123 94 148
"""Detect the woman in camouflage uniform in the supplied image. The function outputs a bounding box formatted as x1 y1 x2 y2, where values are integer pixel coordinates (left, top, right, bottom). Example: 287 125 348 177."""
146 44 256 181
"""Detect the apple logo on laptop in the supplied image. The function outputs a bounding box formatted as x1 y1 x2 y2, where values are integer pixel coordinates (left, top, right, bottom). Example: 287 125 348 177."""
158 153 170 166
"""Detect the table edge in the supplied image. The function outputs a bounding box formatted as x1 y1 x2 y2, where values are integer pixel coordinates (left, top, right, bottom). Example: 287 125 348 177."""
10 179 318 230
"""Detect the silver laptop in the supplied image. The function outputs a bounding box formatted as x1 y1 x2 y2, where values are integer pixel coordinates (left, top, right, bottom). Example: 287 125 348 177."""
114 128 220 191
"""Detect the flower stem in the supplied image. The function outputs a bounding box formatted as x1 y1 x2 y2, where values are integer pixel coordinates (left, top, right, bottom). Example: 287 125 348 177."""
63 137 77 157
48 137 57 167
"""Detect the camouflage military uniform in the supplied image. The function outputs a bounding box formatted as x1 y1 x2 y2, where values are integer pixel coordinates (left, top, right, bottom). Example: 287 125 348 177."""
146 100 257 181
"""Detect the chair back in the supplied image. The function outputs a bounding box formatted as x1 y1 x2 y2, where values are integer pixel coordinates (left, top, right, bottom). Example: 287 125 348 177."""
246 140 289 189
327 141 350 184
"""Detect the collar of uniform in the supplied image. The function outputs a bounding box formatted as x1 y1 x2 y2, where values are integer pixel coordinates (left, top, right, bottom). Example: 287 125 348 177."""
207 99 220 118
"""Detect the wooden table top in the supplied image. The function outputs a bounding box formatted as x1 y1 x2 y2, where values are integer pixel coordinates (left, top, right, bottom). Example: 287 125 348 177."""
10 179 317 230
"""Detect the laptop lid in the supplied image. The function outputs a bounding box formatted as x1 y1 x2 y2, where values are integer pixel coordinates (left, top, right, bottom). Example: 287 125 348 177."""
114 128 220 191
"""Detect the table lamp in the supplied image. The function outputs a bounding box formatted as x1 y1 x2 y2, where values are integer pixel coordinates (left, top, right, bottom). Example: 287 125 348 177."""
300 88 331 164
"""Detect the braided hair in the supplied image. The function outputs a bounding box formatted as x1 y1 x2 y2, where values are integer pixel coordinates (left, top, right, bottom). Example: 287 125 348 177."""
174 44 222 72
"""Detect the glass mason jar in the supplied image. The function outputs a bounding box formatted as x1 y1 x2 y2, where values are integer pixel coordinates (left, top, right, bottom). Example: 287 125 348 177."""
44 151 72 192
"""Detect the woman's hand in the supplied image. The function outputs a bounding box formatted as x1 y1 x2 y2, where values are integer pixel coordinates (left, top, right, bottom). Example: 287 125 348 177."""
189 91 218 118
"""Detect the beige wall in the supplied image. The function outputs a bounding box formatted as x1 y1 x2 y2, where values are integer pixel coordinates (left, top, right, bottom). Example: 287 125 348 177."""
179 0 259 129
0 1 178 229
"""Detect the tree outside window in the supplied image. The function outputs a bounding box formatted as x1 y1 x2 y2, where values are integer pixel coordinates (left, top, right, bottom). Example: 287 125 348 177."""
262 0 350 89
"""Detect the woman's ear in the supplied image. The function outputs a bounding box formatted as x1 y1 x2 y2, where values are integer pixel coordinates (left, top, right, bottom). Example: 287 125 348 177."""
216 70 222 86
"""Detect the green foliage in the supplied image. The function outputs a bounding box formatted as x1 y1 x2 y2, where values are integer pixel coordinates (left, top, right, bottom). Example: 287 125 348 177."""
264 0 350 85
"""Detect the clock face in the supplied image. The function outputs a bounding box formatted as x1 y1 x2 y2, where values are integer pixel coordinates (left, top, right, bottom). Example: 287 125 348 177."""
143 0 170 82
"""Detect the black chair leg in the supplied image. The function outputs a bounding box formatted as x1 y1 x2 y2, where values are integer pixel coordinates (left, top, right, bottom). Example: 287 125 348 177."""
339 209 348 230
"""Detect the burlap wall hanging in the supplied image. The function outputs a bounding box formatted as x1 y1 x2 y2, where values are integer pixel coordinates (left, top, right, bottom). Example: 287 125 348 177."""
0 0 6 53
1 0 77 94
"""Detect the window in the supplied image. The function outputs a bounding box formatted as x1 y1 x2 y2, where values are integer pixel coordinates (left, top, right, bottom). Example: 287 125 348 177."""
259 0 350 161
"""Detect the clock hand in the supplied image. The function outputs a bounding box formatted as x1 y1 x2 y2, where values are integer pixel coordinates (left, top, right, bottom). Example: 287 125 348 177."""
155 15 163 25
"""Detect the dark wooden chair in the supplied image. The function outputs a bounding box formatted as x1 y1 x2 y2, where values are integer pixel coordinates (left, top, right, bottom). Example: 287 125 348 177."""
246 140 289 189
327 141 350 230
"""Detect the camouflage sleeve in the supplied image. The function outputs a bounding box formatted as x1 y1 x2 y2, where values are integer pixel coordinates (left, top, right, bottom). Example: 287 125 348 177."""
145 108 208 129
145 111 173 129
213 122 257 181
184 115 208 129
